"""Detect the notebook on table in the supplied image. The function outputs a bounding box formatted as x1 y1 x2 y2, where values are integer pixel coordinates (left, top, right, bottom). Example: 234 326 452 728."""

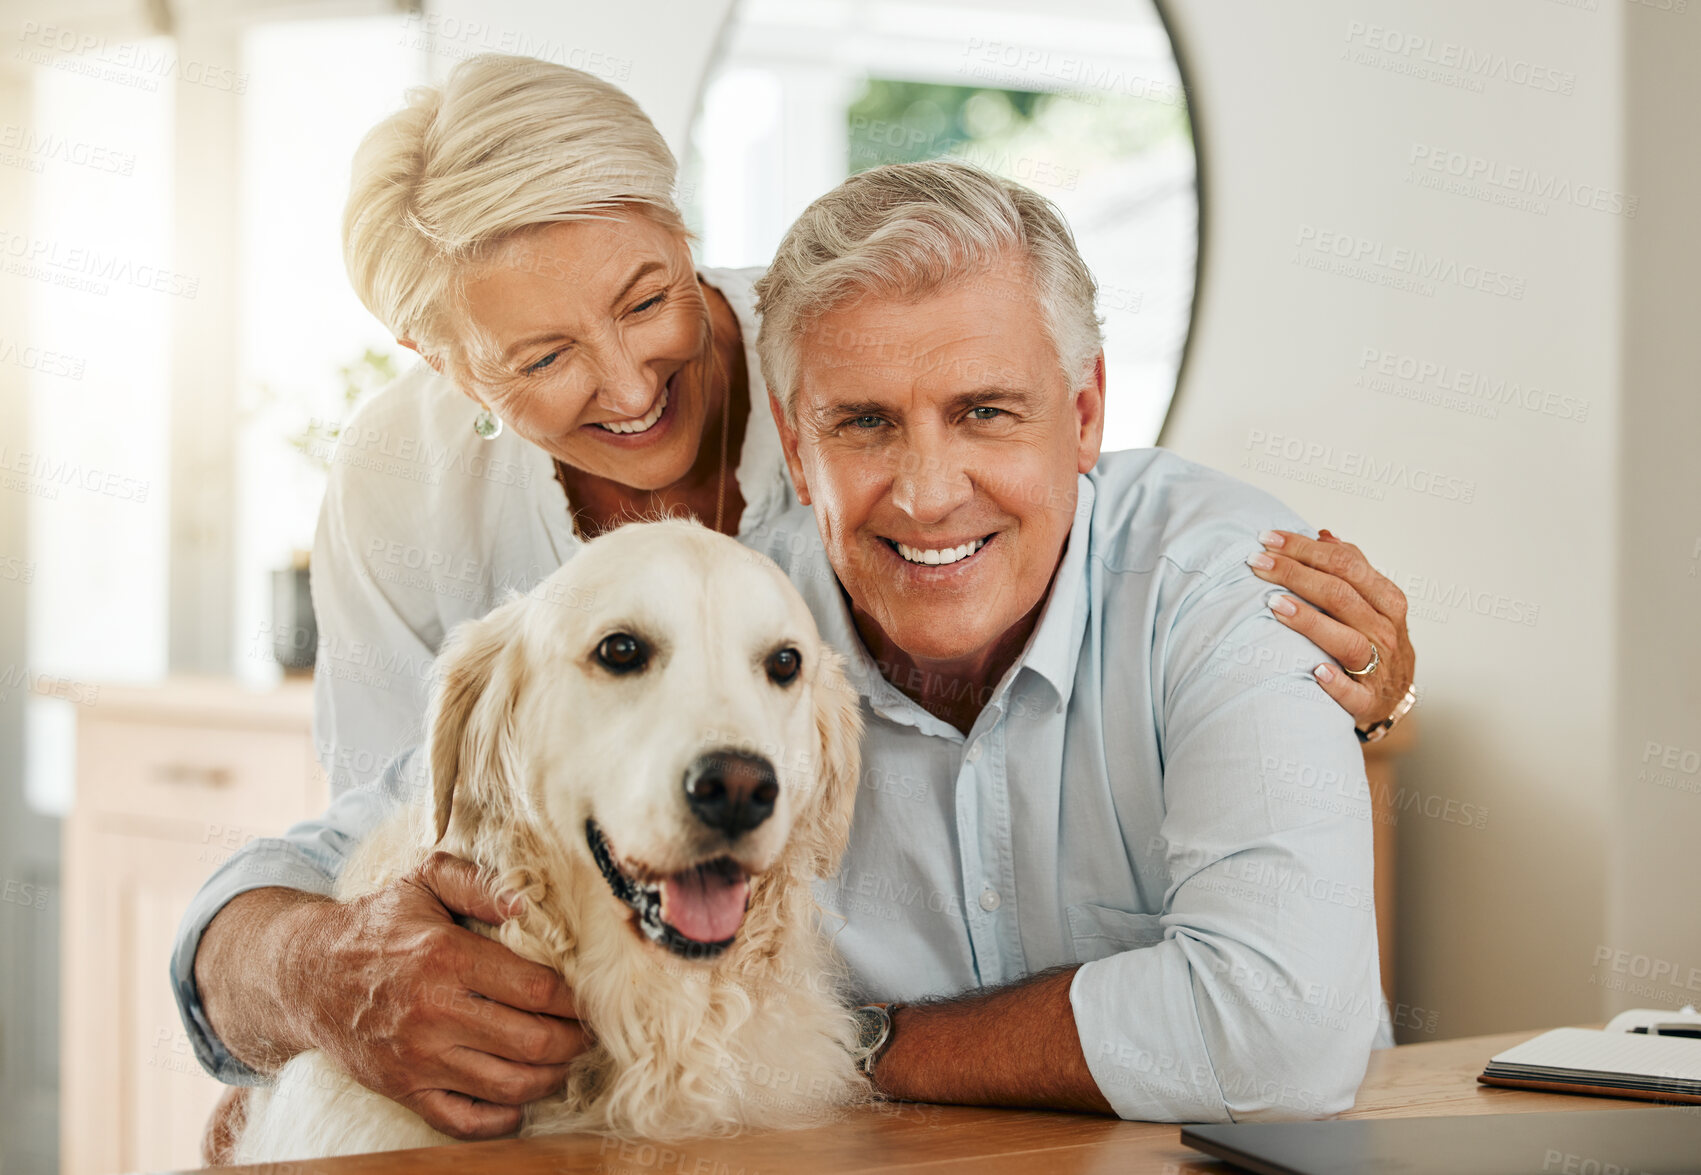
1478 1008 1701 1103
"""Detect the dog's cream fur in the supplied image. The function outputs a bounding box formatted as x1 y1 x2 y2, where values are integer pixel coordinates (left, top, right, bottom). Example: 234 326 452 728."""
235 521 867 1162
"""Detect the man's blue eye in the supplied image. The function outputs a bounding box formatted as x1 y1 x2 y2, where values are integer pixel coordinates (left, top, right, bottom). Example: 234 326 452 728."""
851 415 883 429
970 406 1002 420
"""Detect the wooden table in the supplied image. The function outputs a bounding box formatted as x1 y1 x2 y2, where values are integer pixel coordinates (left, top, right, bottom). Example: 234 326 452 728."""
183 1030 1647 1174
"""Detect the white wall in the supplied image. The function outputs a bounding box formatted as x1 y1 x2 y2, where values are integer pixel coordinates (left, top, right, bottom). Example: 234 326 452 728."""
1159 1 1628 1038
1607 8 1701 1019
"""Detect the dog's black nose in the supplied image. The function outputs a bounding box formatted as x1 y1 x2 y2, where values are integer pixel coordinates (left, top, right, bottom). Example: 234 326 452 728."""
683 751 778 838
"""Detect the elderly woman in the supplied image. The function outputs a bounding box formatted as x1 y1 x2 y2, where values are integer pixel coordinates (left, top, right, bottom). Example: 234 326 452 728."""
174 54 1417 1146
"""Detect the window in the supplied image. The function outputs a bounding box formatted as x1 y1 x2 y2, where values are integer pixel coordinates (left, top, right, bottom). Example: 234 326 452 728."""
686 0 1197 449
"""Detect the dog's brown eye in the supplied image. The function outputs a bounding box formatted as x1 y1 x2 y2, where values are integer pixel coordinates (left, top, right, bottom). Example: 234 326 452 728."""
596 633 649 674
766 647 801 686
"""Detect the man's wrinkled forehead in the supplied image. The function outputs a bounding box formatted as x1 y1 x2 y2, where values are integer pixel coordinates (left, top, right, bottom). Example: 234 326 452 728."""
798 319 1021 384
793 270 1049 405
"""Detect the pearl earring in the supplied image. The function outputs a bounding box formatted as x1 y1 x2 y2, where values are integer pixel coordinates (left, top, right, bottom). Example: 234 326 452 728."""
473 406 503 440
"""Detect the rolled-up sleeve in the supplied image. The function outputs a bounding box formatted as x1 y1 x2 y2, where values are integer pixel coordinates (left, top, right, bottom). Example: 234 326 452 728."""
1070 551 1381 1122
169 748 421 1082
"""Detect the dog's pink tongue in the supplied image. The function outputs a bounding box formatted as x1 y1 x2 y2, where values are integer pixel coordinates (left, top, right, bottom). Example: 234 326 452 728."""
660 867 749 943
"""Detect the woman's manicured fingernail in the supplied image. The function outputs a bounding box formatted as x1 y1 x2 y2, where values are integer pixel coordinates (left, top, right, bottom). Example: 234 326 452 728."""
1258 529 1285 548
1247 551 1275 571
1269 593 1298 617
1314 664 1335 684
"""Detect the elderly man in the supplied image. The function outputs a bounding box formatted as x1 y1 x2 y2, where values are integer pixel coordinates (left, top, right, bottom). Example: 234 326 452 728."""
741 160 1380 1117
176 159 1391 1138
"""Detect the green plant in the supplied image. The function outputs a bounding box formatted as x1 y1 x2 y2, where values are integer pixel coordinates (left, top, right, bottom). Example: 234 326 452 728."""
287 347 399 471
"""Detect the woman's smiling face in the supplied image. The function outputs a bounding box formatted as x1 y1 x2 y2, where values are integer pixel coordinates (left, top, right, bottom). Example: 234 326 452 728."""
446 211 718 492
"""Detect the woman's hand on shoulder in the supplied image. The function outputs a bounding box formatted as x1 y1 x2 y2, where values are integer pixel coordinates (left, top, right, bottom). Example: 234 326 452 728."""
1247 529 1416 732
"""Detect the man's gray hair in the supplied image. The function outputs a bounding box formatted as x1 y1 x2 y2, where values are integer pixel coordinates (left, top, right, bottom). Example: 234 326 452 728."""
754 160 1102 418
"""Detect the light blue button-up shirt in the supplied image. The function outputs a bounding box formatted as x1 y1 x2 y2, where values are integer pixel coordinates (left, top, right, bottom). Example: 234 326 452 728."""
750 449 1381 1120
171 448 1381 1121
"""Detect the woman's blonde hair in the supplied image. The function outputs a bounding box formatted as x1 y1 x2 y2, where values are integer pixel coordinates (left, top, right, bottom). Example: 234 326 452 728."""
344 53 683 350
754 159 1103 419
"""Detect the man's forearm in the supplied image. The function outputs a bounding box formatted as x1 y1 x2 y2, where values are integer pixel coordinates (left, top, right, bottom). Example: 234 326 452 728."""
194 887 337 1074
870 967 1112 1113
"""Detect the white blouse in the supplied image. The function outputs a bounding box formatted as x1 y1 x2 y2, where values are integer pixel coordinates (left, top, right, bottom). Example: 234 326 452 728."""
308 266 793 795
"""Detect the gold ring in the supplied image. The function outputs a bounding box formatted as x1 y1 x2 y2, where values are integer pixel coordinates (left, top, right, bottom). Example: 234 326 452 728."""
1344 642 1380 678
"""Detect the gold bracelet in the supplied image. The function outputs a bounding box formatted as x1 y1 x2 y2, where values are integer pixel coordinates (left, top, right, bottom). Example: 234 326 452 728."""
1358 683 1417 743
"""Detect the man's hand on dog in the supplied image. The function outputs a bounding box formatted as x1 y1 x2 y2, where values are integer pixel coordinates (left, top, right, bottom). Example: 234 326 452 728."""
197 854 588 1141
301 852 590 1139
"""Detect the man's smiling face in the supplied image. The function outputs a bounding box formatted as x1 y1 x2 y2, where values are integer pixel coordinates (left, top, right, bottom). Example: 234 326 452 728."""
774 254 1105 683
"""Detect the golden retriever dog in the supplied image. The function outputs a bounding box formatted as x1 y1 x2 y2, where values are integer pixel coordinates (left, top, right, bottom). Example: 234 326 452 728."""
235 520 867 1161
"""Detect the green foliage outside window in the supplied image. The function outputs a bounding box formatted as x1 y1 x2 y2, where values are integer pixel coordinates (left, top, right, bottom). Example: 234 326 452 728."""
846 78 1192 187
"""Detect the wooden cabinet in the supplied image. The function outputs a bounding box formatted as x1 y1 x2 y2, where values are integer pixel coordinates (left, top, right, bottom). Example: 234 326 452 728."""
60 678 325 1175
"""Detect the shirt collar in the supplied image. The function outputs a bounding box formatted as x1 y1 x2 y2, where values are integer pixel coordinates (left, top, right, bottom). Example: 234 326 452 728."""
794 473 1096 735
1016 472 1095 712
798 542 950 736
697 268 794 537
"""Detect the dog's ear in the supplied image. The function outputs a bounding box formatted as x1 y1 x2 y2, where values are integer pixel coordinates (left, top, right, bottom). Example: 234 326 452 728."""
793 644 863 878
427 599 528 845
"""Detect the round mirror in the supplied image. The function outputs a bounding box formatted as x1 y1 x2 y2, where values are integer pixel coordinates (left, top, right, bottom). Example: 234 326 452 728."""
685 0 1198 449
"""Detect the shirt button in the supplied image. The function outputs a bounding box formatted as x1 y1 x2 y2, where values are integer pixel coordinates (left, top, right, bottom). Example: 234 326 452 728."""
966 743 983 764
979 888 1002 912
